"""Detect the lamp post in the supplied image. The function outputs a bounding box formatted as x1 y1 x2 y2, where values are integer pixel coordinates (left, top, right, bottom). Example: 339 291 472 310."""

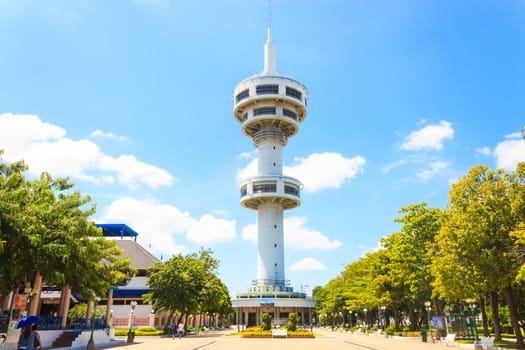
425 301 432 341
466 298 479 343
86 296 100 350
127 301 138 343
363 308 368 334
381 306 387 332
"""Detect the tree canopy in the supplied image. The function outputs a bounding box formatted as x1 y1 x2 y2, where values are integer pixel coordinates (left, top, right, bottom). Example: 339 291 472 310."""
0 151 130 302
145 248 232 327
315 163 525 348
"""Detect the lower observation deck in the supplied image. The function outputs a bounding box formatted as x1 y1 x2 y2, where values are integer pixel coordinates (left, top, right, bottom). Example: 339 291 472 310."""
240 175 302 210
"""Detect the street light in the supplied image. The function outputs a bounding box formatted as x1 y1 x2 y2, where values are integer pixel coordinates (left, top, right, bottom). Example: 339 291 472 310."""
127 301 138 343
363 308 368 334
381 306 386 332
424 301 432 341
466 298 479 343
86 296 100 350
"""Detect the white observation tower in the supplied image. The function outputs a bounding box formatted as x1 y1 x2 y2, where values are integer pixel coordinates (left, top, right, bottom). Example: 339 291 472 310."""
231 25 314 326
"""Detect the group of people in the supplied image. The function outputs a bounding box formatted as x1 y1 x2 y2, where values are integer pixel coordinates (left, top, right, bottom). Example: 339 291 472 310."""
17 324 41 350
171 321 184 339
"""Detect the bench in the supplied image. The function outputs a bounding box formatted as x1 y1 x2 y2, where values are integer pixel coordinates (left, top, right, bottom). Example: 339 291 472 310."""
480 337 494 350
271 329 287 338
442 333 456 346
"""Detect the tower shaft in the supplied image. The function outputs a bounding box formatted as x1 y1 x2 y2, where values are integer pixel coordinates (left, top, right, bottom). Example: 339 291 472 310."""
233 25 308 297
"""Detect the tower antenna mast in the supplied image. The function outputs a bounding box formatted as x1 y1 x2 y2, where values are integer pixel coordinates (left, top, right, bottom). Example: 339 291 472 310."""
267 0 272 28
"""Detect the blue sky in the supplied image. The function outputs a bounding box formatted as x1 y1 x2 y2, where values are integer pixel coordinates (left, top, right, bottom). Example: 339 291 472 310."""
1 0 525 296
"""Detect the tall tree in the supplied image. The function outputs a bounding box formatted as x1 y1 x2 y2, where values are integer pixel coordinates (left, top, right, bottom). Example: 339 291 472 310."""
145 248 229 327
0 153 129 302
381 203 441 330
433 165 525 348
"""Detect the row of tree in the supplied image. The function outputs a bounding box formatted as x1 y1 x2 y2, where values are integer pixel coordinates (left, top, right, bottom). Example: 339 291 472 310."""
313 164 525 348
0 152 232 327
0 152 130 304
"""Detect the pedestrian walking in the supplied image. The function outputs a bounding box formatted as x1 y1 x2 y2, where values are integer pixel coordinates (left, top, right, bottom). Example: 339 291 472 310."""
177 321 184 339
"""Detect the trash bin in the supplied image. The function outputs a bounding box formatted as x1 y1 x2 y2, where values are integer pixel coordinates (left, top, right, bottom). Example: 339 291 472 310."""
420 327 427 342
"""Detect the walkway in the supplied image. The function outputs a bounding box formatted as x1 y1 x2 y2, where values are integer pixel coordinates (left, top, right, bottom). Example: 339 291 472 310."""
101 328 475 350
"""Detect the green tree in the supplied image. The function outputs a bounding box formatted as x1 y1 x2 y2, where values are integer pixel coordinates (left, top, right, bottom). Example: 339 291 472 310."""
432 165 525 347
0 153 129 303
381 203 441 330
145 248 230 328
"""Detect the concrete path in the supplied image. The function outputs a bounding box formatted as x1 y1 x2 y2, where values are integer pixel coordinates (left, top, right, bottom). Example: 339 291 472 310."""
101 328 475 350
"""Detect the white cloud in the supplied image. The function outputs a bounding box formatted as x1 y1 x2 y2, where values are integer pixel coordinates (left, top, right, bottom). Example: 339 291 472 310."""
400 120 454 151
382 159 408 173
241 216 342 250
476 132 525 171
289 257 325 271
97 197 237 258
237 152 365 193
0 113 173 189
90 129 129 142
415 160 449 182
476 146 492 156
236 158 258 183
493 132 525 171
287 153 365 192
186 214 237 245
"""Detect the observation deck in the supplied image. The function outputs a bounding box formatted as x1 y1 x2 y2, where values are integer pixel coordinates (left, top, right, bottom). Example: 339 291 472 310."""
233 75 308 140
239 175 302 210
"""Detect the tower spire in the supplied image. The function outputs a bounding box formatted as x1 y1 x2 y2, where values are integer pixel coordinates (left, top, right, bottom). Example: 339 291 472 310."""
263 0 276 75
263 25 276 75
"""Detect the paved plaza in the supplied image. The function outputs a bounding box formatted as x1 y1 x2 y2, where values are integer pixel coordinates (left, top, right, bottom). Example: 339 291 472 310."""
104 328 473 350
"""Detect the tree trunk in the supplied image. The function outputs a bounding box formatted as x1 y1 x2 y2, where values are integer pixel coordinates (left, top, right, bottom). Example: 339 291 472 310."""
502 286 524 348
480 295 489 337
393 308 400 332
164 310 175 330
490 291 502 341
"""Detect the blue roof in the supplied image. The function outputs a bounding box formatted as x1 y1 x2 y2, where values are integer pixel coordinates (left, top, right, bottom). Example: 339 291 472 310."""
96 224 139 239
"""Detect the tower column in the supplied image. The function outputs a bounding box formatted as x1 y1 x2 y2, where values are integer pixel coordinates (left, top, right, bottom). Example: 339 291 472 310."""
257 203 284 286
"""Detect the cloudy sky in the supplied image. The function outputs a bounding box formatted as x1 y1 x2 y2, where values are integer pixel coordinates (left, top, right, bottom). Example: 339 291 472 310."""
1 0 524 296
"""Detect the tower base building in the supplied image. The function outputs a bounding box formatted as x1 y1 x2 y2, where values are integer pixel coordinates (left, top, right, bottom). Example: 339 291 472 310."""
231 25 315 327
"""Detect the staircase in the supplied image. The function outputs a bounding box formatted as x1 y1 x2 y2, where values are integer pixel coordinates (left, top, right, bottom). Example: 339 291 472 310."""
52 330 81 348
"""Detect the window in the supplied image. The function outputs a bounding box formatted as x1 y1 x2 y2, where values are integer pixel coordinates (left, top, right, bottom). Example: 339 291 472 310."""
253 182 276 193
256 84 279 95
283 108 297 121
254 107 276 116
286 86 302 100
285 184 299 196
242 113 248 121
240 184 247 197
236 89 249 103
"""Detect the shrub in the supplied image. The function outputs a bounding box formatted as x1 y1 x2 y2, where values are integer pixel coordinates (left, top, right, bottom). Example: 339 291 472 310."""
261 313 272 331
114 326 164 336
287 313 298 332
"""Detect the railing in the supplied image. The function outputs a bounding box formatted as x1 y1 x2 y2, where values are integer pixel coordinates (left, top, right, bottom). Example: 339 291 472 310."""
34 316 107 331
